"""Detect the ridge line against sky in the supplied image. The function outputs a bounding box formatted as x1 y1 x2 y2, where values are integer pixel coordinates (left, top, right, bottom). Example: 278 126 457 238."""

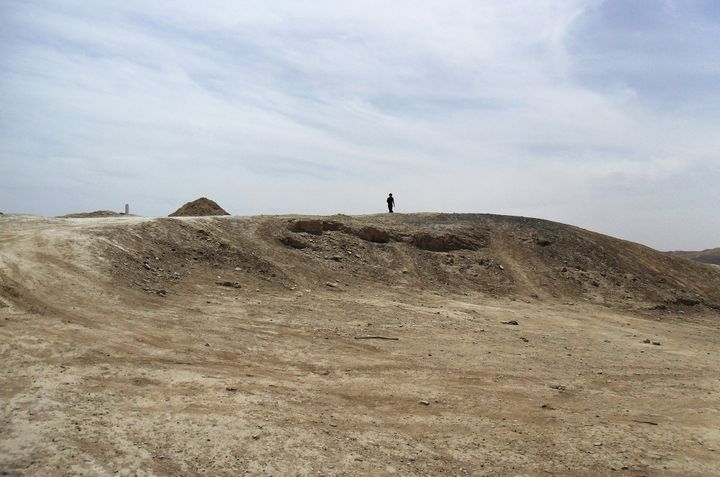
1 0 719 250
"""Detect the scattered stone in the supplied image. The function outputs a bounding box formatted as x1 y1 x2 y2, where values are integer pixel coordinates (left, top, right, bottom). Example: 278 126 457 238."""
410 232 484 252
536 238 553 247
643 338 651 344
498 265 505 271
226 387 237 392
143 261 152 270
325 282 339 288
418 400 430 406
279 235 309 249
549 384 566 391
501 320 519 325
541 403 555 410
156 290 167 297
405 453 417 462
652 341 661 346
593 442 603 447
217 281 241 288
674 296 702 306
520 336 529 342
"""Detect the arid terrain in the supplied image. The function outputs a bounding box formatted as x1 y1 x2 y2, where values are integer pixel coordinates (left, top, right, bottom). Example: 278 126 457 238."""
1 213 719 476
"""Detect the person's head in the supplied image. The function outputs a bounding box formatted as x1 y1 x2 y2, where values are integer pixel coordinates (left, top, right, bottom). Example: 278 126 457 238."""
389 193 393 197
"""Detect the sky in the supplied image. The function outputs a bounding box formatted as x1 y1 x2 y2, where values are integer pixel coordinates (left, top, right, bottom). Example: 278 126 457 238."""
1 0 719 251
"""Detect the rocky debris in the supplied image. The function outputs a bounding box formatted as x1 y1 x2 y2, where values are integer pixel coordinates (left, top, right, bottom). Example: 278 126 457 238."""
540 403 555 410
348 226 392 243
143 261 152 270
279 235 310 249
169 197 229 217
290 219 343 235
502 320 519 325
225 387 237 392
549 384 567 391
673 296 702 306
409 232 483 252
418 400 430 406
536 237 553 247
325 281 340 288
216 281 241 288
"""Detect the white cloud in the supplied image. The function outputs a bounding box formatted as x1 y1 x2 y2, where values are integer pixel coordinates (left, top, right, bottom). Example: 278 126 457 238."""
0 0 718 250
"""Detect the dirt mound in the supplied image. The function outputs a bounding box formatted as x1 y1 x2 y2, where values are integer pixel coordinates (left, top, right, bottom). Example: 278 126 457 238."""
64 212 720 311
668 247 720 265
60 210 124 218
169 197 229 217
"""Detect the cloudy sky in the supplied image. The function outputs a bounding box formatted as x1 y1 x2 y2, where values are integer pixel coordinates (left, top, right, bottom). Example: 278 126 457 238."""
1 0 718 250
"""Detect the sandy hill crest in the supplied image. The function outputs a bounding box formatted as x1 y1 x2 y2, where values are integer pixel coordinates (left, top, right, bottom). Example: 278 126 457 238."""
169 197 229 217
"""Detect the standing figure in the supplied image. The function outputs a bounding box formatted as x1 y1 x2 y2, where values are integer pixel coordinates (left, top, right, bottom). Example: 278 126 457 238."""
387 193 395 213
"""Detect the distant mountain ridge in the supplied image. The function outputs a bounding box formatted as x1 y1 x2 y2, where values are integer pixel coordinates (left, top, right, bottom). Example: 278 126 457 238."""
668 248 720 265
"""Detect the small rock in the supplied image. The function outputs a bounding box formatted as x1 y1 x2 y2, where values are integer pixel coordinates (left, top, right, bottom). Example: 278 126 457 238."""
652 341 661 346
541 403 555 410
325 282 339 288
643 338 651 344
217 281 241 288
520 336 529 342
498 265 505 270
501 320 519 325
226 387 237 392
405 453 417 462
156 289 167 297
251 433 260 440
549 384 566 391
143 261 152 270
418 400 430 406
593 442 603 447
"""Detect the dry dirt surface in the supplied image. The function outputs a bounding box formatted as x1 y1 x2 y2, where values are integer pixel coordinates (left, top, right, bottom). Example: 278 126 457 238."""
1 213 719 476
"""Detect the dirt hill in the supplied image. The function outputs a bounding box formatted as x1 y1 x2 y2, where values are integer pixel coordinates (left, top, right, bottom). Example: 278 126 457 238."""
169 197 229 217
1 213 719 476
86 213 720 311
59 210 125 218
668 247 720 266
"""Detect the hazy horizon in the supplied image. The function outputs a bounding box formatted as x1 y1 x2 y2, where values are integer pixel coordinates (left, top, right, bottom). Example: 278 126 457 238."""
2 1 719 251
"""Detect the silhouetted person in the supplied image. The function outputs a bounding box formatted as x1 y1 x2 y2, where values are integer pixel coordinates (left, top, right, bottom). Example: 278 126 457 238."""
387 193 395 213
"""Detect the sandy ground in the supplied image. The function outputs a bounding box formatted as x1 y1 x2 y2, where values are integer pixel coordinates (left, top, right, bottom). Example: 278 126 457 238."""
1 215 719 476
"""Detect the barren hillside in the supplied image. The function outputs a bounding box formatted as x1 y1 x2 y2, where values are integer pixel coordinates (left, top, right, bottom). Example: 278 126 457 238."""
1 213 719 476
